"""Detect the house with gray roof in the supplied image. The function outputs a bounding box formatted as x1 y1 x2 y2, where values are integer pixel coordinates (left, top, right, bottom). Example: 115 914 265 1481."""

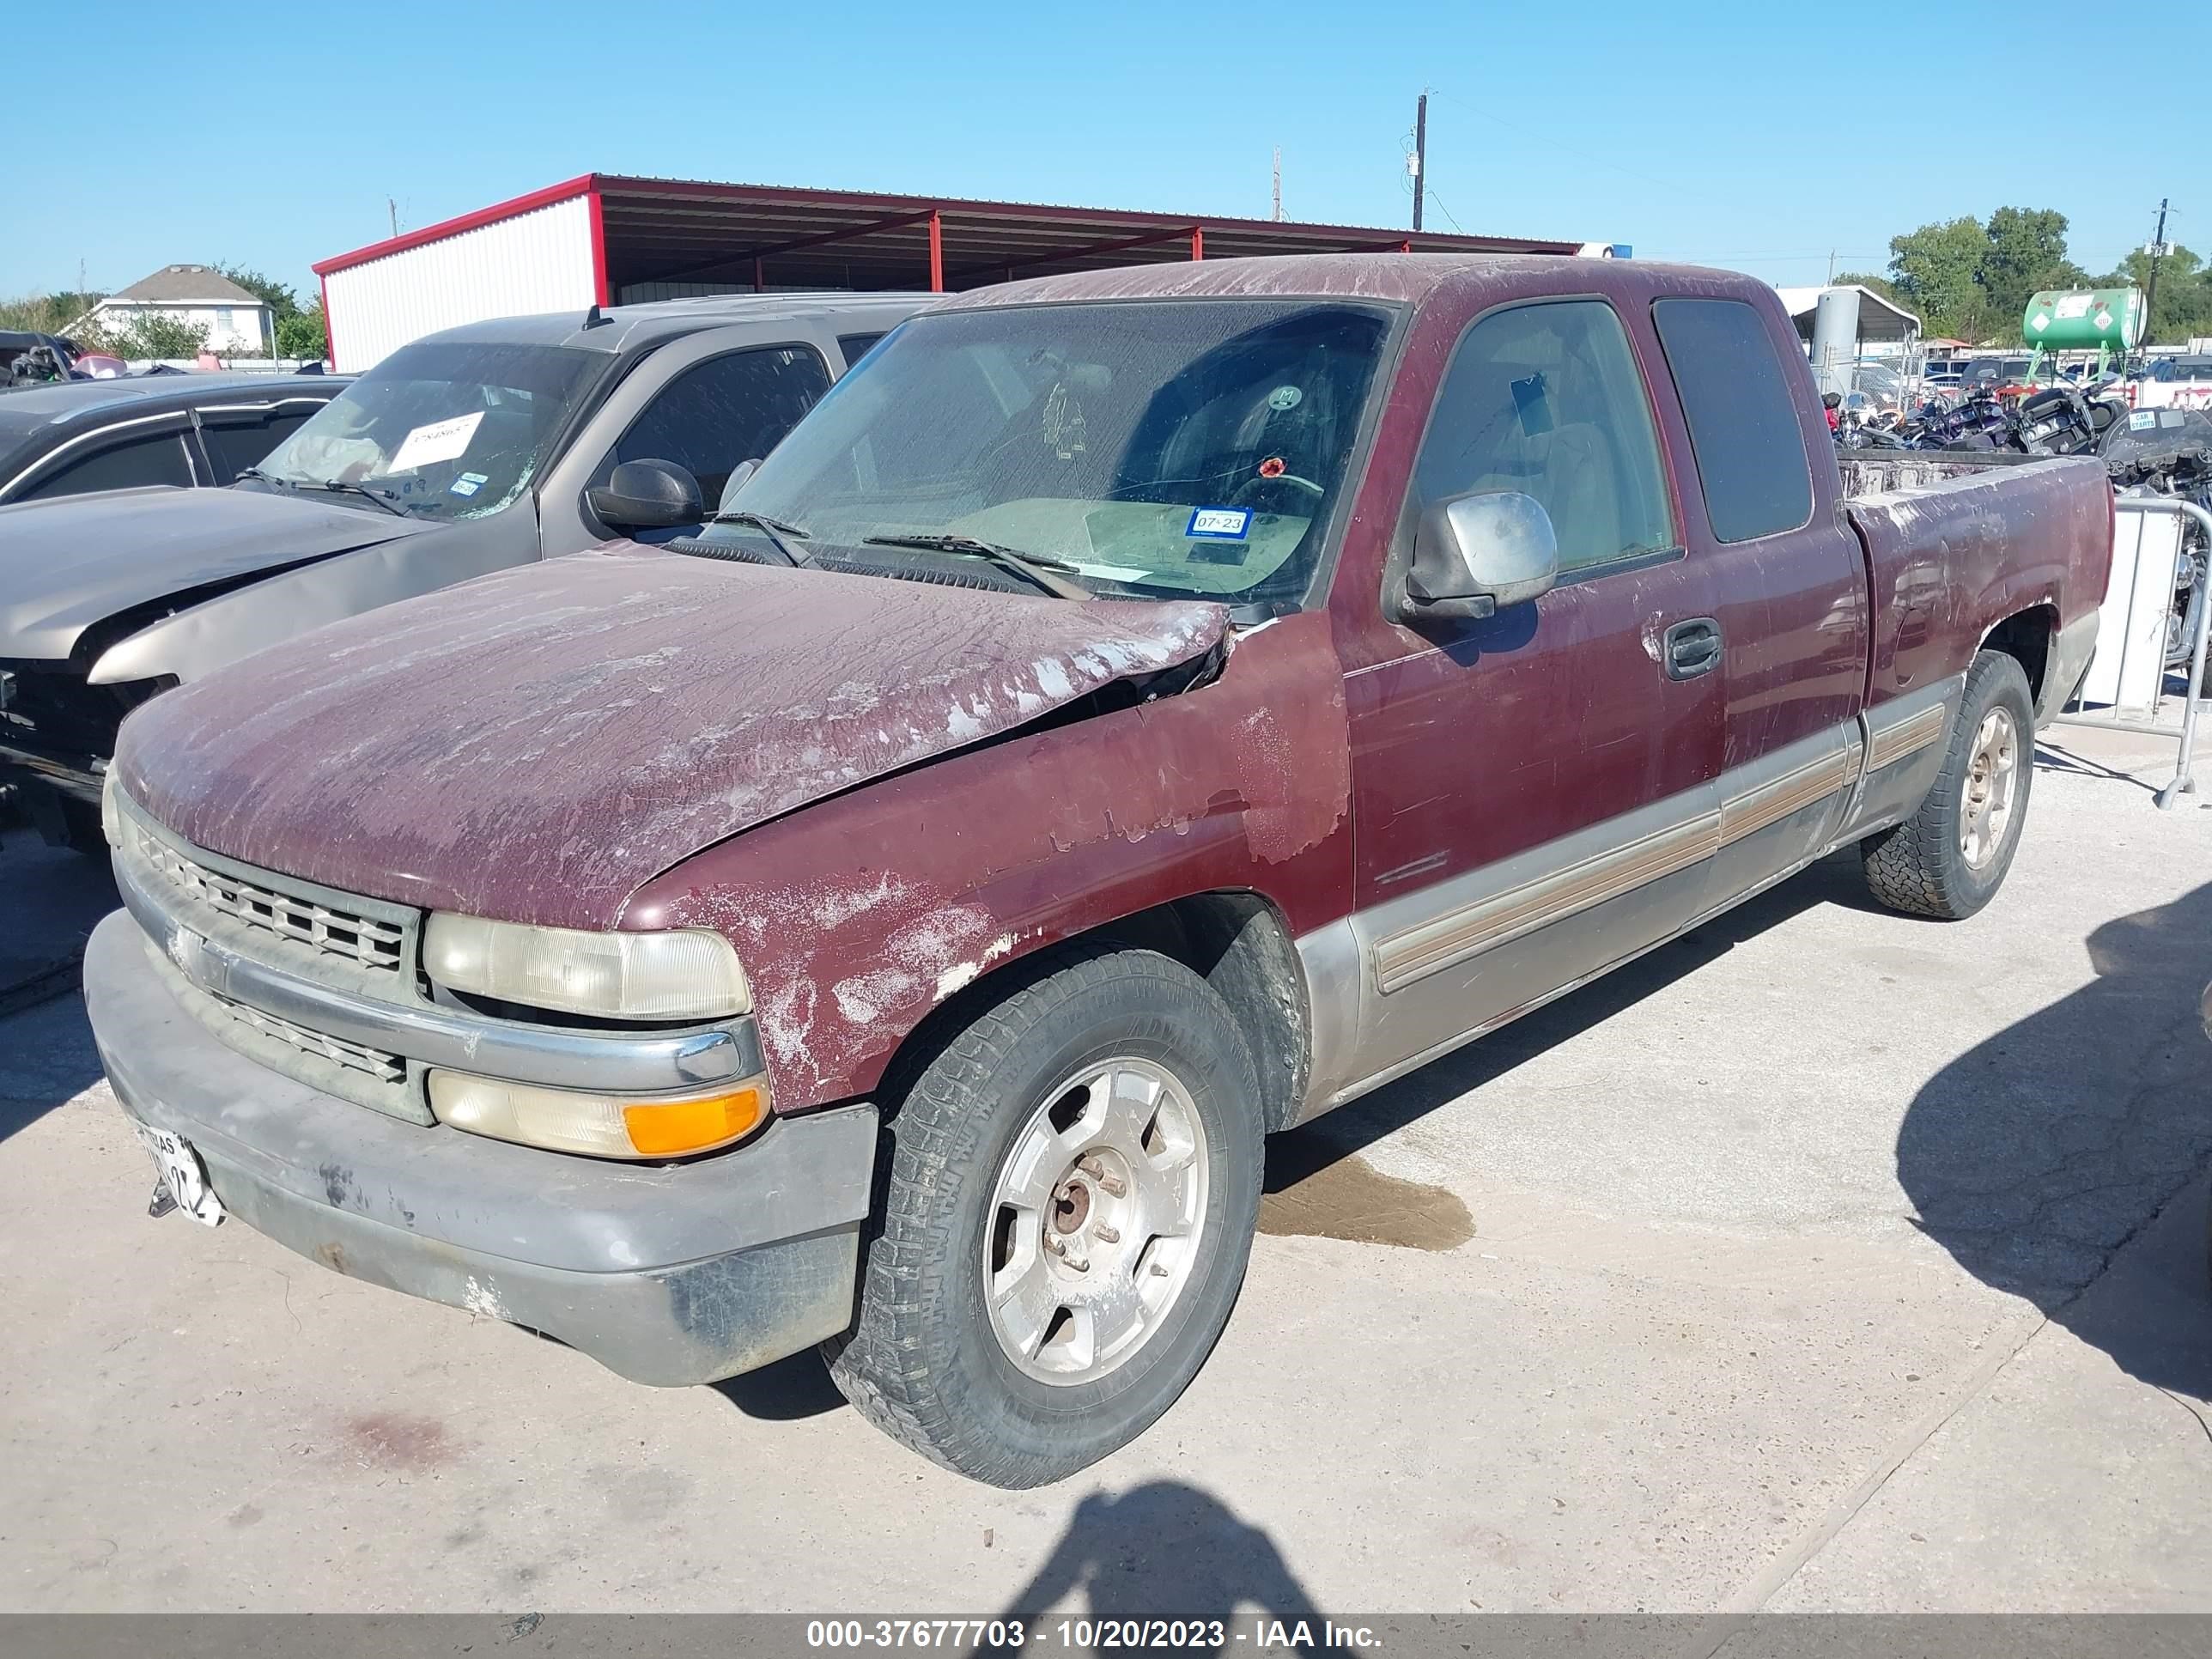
86 264 273 353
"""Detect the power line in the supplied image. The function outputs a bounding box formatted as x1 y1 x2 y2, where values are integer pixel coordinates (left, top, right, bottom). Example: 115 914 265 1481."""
1425 87 1727 210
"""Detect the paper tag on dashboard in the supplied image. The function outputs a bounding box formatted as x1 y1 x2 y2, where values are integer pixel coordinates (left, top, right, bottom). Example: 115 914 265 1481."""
1186 507 1252 541
390 411 483 472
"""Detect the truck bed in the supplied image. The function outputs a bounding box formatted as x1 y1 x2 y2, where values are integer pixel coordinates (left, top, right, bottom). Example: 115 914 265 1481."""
1839 453 2112 712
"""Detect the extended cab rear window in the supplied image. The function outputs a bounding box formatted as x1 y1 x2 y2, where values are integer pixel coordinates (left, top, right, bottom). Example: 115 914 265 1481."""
1651 298 1814 544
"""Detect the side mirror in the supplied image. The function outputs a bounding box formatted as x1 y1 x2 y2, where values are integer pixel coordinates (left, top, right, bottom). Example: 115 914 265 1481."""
587 458 702 530
1401 489 1559 623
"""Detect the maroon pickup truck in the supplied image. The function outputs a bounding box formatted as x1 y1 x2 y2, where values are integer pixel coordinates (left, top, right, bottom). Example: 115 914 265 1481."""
84 255 2112 1487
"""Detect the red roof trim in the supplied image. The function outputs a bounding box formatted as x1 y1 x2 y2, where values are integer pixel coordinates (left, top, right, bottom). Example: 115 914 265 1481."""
313 174 601 276
586 175 1564 247
315 173 1583 279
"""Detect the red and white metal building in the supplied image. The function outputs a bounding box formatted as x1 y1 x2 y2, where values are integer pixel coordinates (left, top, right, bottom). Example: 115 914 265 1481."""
313 173 1615 373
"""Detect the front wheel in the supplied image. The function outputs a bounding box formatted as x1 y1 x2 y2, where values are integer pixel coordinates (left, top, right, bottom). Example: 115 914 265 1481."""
824 948 1263 1487
1861 649 2035 920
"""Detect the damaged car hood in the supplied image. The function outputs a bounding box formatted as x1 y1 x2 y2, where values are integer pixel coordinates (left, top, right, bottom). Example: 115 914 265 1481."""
116 547 1231 928
0 483 433 661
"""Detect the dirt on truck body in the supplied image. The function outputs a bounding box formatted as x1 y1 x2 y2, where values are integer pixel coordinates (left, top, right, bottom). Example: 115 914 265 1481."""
85 252 2113 1487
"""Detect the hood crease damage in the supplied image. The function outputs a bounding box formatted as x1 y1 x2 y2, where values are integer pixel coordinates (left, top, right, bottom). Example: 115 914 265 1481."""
116 547 1233 928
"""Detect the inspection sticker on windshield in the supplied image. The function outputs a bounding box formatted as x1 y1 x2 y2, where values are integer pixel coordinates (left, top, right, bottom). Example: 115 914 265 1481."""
389 410 483 472
1187 507 1252 541
449 471 489 497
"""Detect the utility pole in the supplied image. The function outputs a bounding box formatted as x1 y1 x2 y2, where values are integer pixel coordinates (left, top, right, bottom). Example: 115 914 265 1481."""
388 198 399 239
1827 249 1836 285
1272 147 1283 222
2142 197 2171 345
1411 92 1428 233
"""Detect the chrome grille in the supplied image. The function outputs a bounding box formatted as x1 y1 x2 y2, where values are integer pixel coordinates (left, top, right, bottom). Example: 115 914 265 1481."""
211 992 407 1085
133 822 405 974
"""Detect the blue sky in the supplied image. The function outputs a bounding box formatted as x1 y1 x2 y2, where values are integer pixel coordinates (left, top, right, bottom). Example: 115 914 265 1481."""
6 0 2203 304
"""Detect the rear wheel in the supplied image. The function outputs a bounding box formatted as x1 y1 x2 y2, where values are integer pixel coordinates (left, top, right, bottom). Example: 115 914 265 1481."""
824 948 1263 1487
1862 649 2035 920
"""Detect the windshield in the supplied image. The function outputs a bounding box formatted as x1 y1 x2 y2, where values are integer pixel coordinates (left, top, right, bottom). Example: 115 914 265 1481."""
250 340 601 519
726 299 1393 605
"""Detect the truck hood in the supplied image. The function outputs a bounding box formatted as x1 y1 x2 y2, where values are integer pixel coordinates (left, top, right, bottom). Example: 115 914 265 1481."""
115 547 1231 928
0 483 435 663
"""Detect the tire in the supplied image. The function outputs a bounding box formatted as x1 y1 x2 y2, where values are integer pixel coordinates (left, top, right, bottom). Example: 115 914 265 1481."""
824 947 1263 1487
1861 649 2035 921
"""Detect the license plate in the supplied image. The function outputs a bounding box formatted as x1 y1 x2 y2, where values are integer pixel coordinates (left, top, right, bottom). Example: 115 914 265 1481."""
135 1123 225 1227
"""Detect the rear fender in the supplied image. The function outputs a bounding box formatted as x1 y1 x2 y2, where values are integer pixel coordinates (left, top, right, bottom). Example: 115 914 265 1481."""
1845 456 2106 707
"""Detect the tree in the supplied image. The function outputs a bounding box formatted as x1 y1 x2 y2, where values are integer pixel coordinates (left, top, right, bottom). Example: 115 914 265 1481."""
1888 217 1993 340
217 264 301 322
78 313 211 360
1980 206 2081 325
1832 271 1905 307
2096 244 2212 344
276 304 327 362
0 290 104 335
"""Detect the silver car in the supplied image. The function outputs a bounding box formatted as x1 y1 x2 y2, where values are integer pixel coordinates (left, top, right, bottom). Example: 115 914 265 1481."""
0 291 925 848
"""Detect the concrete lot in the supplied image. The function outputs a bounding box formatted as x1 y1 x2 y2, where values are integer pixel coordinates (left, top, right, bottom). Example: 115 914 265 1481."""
3 724 2208 1614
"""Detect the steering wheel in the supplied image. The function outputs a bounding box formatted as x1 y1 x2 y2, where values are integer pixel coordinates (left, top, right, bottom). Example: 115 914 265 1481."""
1230 471 1326 507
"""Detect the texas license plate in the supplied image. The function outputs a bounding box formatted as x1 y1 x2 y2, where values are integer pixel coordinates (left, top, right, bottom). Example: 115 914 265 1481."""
135 1123 226 1227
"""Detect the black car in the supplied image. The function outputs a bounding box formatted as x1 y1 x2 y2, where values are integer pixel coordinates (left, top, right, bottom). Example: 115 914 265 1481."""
0 372 349 506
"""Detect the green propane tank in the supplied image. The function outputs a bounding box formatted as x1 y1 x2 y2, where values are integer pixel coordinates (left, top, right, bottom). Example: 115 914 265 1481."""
2022 288 2146 350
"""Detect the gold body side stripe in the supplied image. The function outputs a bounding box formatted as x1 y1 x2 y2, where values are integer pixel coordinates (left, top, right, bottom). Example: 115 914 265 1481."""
1867 702 1947 771
1374 811 1722 994
1718 747 1852 846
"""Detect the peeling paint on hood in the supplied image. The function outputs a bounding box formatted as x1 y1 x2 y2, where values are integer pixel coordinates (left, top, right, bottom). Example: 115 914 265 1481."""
114 547 1230 927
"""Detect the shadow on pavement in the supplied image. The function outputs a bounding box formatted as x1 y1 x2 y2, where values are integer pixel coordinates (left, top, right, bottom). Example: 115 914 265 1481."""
2033 739 2160 793
1265 846 1877 1183
711 1348 848 1420
0 835 115 1140
1897 877 2212 1397
985 1480 1324 1650
0 994 104 1142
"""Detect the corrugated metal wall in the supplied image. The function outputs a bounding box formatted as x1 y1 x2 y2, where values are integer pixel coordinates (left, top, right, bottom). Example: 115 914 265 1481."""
323 195 596 373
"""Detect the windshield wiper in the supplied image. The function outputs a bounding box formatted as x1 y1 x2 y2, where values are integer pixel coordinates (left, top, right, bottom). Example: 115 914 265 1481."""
709 509 812 567
862 534 1091 599
232 465 295 491
308 478 409 517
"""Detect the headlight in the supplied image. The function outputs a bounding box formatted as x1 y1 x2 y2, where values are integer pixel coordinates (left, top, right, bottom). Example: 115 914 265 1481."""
428 1070 768 1159
100 767 123 850
422 914 749 1021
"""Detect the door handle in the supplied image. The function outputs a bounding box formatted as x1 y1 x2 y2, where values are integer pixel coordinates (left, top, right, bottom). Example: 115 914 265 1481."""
1663 617 1723 681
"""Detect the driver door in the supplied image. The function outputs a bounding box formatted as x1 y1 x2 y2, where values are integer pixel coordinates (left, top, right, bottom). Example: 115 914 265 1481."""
1343 297 1727 1081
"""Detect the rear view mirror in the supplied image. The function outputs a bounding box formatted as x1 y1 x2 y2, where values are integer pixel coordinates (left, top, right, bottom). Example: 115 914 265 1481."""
1401 489 1559 623
588 459 703 531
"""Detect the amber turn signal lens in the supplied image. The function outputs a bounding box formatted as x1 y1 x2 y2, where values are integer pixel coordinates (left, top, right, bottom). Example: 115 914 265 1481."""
429 1071 771 1159
623 1085 768 1157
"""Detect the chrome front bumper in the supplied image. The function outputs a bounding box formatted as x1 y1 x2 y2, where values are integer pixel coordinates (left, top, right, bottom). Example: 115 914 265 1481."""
85 912 877 1385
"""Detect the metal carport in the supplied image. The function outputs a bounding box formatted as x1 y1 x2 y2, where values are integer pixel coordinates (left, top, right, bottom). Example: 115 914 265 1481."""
314 173 1607 371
